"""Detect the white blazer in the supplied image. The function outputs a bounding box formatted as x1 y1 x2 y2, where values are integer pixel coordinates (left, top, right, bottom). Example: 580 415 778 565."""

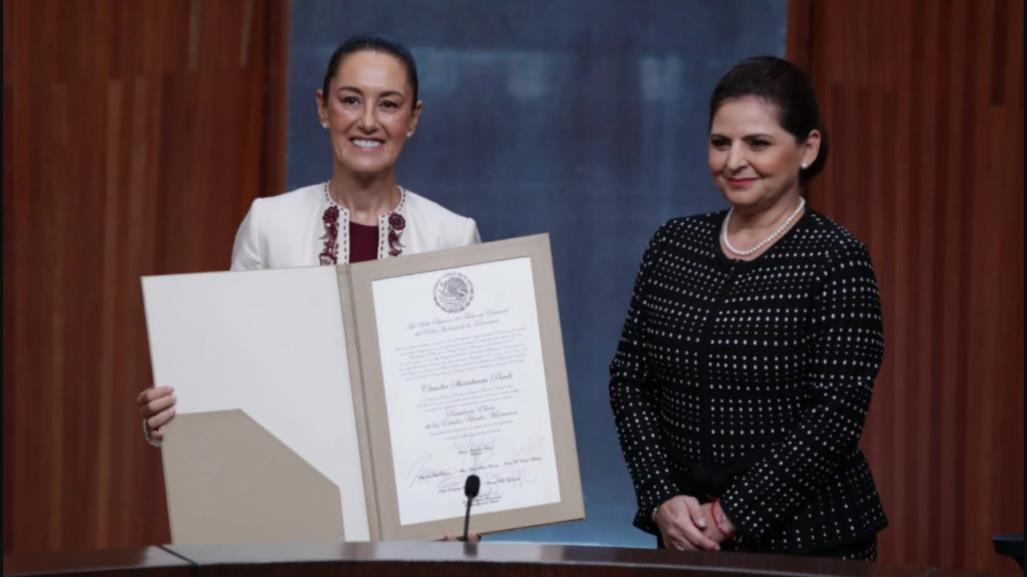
230 183 480 270
142 183 479 446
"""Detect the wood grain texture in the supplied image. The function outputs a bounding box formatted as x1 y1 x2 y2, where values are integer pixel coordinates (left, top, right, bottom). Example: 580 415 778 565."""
788 0 1024 573
4 2 1022 571
2 0 288 554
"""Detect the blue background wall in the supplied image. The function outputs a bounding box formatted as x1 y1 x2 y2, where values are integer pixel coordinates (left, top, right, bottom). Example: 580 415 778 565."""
287 0 786 547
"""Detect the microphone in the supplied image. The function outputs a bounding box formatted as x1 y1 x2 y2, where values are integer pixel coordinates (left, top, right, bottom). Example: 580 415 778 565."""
461 474 480 542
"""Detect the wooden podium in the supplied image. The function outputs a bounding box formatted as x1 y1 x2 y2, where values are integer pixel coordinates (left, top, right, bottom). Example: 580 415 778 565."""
4 541 993 577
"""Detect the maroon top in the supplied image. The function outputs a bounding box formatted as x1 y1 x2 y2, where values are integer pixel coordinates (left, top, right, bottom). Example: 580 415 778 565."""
349 221 379 263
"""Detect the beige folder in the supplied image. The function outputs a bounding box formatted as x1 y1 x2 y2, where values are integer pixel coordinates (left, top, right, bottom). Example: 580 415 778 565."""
162 410 343 544
144 234 584 545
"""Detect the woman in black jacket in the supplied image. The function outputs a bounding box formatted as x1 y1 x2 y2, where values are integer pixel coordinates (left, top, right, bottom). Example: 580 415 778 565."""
610 56 887 560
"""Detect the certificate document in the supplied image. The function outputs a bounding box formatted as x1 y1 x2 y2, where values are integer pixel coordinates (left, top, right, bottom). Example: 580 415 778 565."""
349 234 583 538
145 234 583 544
372 257 560 525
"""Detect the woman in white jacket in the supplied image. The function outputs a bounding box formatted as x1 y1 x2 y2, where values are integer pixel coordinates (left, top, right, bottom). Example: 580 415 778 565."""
138 33 479 444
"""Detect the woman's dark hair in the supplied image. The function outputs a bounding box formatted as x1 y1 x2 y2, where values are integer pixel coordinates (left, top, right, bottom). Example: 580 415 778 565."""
321 34 419 108
709 56 828 184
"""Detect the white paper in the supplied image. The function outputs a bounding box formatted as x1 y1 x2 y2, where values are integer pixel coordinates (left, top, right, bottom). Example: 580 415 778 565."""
142 267 370 541
372 257 561 526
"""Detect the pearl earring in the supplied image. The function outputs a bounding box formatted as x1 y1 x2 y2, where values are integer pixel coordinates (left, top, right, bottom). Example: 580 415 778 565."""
321 121 329 129
800 162 809 170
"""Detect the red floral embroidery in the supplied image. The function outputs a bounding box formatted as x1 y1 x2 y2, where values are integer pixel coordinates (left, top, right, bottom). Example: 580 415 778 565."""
388 213 406 256
322 183 406 262
319 206 340 265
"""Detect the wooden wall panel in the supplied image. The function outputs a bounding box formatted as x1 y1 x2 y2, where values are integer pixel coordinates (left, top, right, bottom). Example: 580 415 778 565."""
2 0 288 554
788 0 1024 572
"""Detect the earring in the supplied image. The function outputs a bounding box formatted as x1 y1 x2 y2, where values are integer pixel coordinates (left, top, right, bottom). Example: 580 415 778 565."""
800 162 809 170
321 121 329 129
406 131 414 137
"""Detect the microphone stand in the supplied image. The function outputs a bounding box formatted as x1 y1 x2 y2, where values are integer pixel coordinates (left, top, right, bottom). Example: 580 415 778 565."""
461 474 480 542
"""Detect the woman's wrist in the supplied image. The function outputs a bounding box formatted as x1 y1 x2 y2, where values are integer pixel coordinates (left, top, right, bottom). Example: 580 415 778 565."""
711 498 736 539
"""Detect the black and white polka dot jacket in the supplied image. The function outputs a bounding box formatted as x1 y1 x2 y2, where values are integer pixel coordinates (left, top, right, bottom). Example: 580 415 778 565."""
610 210 888 553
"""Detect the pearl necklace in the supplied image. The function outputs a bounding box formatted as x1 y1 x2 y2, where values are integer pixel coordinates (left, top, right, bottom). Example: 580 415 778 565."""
721 197 805 257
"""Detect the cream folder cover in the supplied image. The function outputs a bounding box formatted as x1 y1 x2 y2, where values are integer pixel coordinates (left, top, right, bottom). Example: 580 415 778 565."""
143 266 370 543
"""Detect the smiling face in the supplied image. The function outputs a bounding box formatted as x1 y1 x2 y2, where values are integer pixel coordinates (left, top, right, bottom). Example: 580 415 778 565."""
708 95 820 213
316 50 422 180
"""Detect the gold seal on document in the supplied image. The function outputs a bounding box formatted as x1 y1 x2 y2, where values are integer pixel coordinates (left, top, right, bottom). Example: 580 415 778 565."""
433 272 474 313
